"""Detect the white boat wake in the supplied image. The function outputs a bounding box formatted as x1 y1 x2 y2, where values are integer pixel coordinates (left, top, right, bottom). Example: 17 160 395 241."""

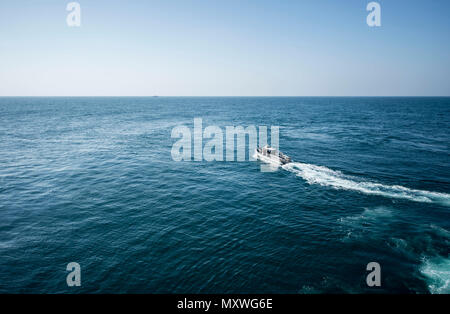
420 257 450 294
282 162 450 205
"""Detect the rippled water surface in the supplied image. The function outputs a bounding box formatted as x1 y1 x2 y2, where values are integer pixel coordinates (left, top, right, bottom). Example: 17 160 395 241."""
0 97 449 293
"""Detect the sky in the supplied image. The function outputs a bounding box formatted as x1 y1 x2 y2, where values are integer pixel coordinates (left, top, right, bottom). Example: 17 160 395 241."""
0 0 449 96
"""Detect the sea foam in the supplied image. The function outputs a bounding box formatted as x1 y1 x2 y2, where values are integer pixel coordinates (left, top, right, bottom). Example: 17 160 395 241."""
420 257 450 294
282 162 450 205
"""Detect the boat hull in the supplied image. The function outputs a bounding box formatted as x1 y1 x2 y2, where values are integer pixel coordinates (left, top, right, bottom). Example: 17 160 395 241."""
253 151 283 166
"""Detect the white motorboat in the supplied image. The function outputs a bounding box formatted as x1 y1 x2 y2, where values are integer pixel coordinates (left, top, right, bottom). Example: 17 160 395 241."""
254 145 292 165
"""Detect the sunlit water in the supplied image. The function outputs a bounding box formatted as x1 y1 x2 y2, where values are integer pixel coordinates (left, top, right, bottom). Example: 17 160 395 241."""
0 97 449 293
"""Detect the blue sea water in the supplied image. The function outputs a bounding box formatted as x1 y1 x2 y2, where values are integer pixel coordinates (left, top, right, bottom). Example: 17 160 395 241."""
0 97 449 294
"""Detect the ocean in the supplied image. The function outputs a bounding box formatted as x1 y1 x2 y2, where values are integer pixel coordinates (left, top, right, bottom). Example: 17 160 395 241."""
0 97 449 293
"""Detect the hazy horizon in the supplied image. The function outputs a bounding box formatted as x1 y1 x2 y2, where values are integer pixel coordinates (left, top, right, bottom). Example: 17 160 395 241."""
2 95 450 98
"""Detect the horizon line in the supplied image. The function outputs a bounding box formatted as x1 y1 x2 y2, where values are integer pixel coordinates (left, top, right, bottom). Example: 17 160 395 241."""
1 95 450 98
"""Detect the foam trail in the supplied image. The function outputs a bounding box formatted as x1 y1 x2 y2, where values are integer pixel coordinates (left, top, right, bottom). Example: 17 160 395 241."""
420 257 450 294
282 162 450 205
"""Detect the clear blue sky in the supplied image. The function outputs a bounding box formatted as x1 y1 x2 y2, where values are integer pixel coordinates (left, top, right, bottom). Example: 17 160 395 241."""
0 0 449 96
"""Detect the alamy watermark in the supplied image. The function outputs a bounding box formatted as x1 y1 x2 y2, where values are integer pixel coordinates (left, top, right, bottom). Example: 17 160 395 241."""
171 118 280 172
366 2 381 27
66 2 81 27
66 2 380 28
366 262 381 287
66 262 81 287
